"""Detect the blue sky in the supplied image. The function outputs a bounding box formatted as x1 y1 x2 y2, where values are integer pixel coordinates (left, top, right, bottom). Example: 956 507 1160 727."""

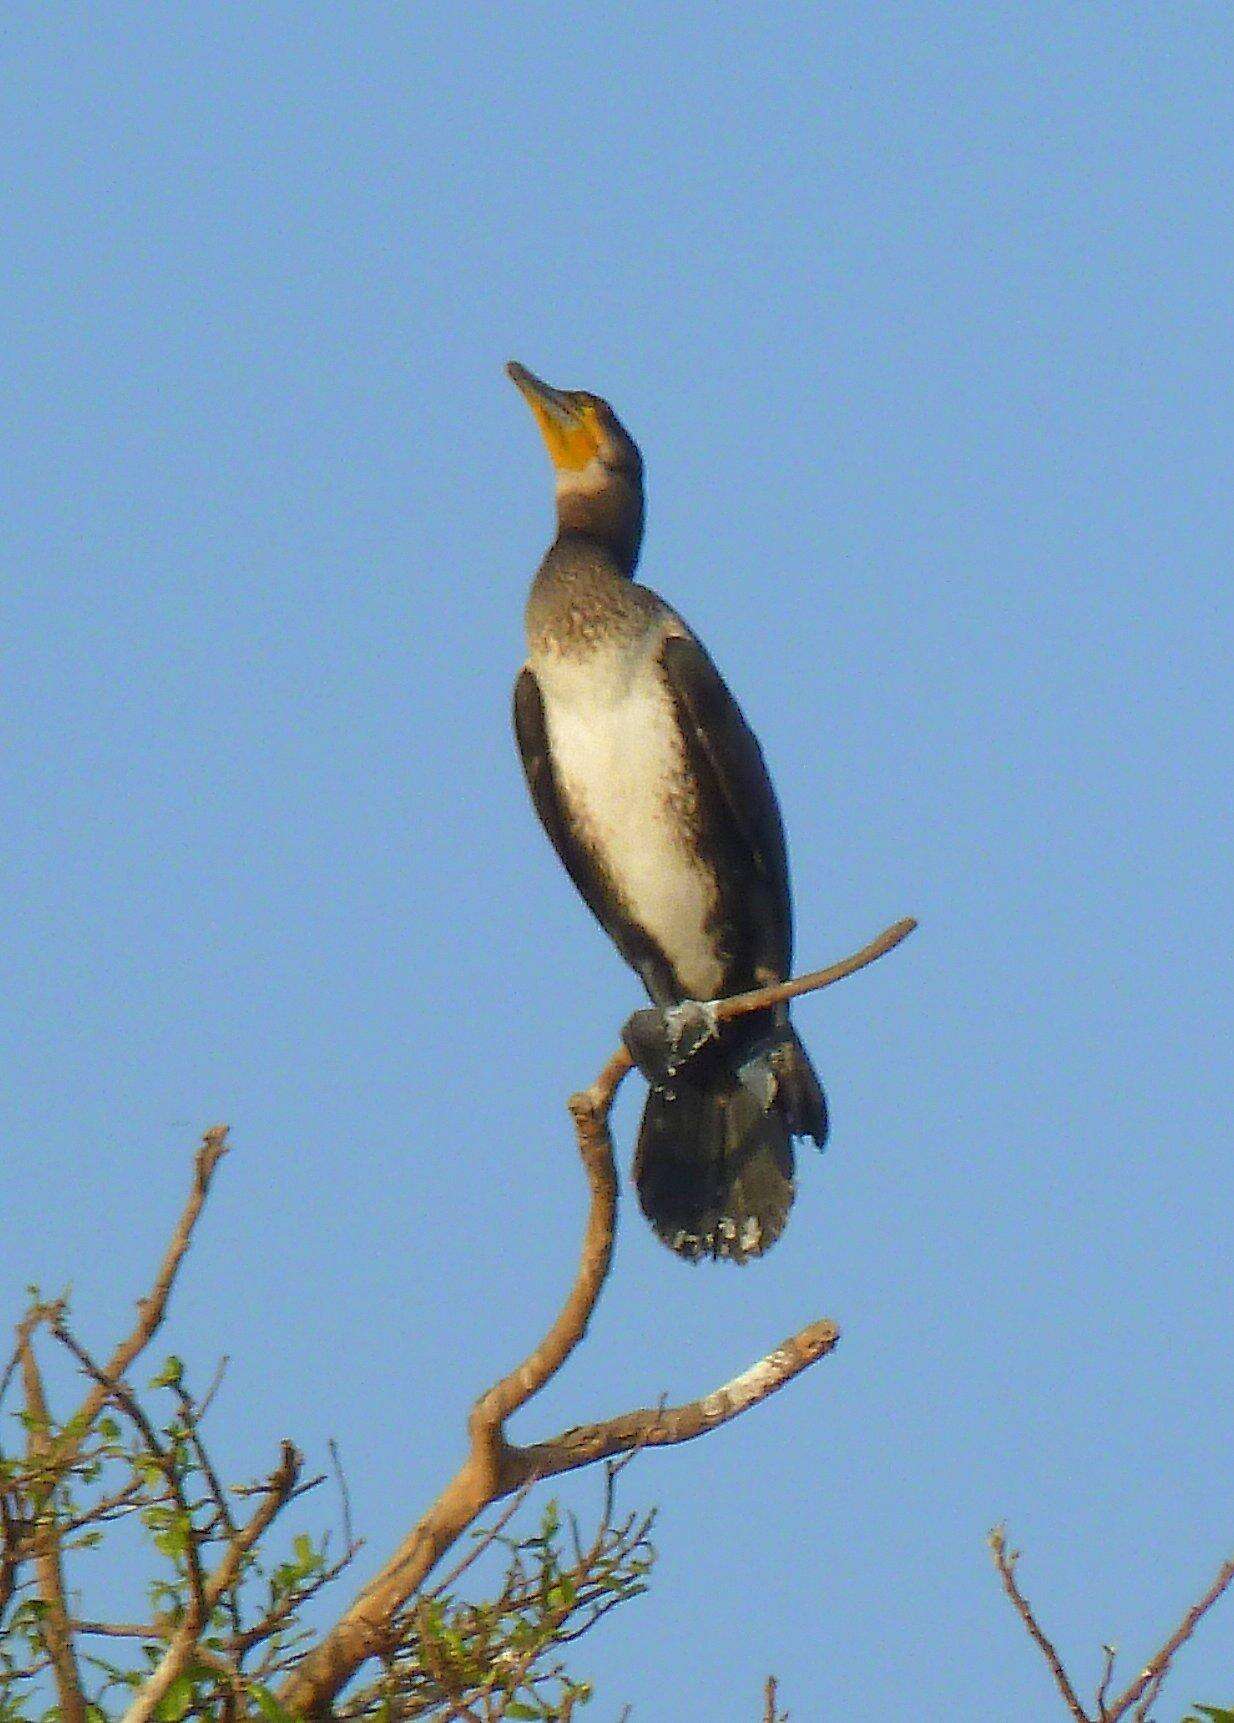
4 5 1233 1717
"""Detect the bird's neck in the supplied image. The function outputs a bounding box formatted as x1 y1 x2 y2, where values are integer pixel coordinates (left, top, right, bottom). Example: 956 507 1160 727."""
554 476 644 575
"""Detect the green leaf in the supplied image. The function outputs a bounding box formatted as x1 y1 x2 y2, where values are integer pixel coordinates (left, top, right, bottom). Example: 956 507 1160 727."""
249 1686 298 1723
1186 1709 1234 1723
154 1516 190 1561
155 1673 195 1721
149 1355 184 1389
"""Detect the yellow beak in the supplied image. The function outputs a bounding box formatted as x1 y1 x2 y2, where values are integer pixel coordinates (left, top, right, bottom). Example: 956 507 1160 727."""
507 360 598 472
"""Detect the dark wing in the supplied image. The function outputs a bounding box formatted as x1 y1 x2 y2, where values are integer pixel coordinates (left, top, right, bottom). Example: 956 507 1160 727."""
658 631 793 976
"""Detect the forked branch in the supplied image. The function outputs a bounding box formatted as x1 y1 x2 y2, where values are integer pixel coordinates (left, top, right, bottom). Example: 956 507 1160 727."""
276 918 913 1716
990 1524 1234 1722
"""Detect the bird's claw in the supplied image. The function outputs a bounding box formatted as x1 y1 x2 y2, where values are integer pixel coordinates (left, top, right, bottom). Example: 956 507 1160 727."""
621 997 721 1087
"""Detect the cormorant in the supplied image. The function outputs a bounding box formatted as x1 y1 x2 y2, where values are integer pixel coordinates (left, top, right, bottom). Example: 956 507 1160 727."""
508 361 827 1263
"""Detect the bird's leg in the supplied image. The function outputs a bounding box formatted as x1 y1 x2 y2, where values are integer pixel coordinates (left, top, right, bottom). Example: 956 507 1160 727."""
621 997 721 1087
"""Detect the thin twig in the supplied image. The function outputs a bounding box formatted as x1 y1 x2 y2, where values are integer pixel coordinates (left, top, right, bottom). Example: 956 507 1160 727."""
195 1352 230 1422
0 1305 57 1422
1096 1642 1117 1720
14 1476 147 1567
56 1127 230 1475
989 1526 1089 1723
329 1436 357 1562
1105 1555 1234 1720
230 1535 356 1661
170 1376 242 1636
714 917 918 1022
764 1673 786 1723
1131 1661 1169 1723
70 1620 159 1638
426 1473 541 1601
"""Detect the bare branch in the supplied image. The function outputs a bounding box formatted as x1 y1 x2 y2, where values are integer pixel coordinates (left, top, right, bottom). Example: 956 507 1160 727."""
0 1304 56 1426
515 1318 839 1483
989 1526 1089 1723
764 1673 787 1722
991 1527 1234 1723
0 1486 19 1621
21 1334 89 1723
714 916 918 1022
277 1061 624 1716
1105 1555 1234 1721
469 1073 620 1446
57 1126 229 1473
274 918 909 1719
1096 1643 1117 1720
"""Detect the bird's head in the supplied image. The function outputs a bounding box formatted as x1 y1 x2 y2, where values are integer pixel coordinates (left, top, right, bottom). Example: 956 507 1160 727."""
507 361 645 570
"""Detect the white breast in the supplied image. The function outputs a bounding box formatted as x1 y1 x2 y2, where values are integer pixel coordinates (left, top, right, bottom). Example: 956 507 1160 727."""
534 640 725 999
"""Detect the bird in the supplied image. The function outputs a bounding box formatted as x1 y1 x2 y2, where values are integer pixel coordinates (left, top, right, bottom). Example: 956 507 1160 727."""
508 360 827 1263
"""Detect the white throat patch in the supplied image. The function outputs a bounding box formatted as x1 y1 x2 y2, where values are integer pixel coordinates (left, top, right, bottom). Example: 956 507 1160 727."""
555 454 610 497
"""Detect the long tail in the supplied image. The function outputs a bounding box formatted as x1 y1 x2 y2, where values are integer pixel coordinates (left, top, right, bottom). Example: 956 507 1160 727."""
633 1027 827 1263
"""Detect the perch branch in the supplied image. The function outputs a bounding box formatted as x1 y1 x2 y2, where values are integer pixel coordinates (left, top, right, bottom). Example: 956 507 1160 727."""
278 919 912 1717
